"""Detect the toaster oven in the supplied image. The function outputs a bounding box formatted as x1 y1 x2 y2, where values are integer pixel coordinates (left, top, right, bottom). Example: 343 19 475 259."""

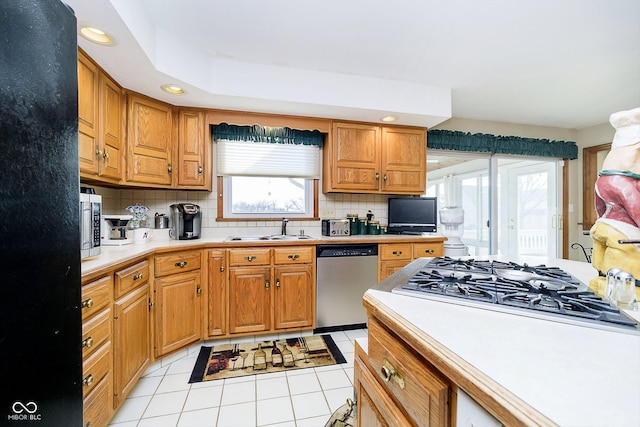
321 219 350 236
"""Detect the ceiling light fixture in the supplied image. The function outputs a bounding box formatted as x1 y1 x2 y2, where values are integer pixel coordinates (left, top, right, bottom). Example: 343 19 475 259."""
79 26 113 45
380 116 398 123
161 84 186 95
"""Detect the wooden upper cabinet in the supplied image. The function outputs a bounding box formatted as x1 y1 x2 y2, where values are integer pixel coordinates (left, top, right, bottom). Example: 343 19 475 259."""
78 50 124 184
324 121 426 195
126 93 174 186
78 51 99 176
381 126 426 194
177 108 211 189
327 122 381 192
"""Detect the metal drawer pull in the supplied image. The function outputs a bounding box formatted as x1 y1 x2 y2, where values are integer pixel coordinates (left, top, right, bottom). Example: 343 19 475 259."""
175 261 188 268
81 298 93 309
380 358 405 389
424 249 434 254
288 254 300 260
82 337 93 348
133 272 143 280
82 374 94 387
392 251 403 255
244 256 255 262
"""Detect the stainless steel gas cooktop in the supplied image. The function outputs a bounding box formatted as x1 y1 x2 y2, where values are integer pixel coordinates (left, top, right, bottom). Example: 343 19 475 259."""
392 257 639 334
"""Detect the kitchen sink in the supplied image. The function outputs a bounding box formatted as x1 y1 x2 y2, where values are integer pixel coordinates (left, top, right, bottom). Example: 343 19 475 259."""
224 234 316 242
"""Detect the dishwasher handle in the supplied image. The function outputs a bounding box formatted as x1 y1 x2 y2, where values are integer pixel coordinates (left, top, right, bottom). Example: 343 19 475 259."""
316 243 378 257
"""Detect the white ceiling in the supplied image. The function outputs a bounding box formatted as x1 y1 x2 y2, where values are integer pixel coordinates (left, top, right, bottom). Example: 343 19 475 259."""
66 0 640 129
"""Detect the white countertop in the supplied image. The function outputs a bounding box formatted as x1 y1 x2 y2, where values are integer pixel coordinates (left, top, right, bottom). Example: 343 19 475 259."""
366 257 640 427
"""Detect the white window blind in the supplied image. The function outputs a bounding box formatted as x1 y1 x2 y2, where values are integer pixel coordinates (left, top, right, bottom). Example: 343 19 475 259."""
216 140 320 178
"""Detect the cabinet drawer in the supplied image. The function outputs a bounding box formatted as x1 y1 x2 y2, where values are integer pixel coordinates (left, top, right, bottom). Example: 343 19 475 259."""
273 246 314 264
229 248 271 266
379 243 412 261
413 242 443 258
367 318 450 427
83 372 111 427
82 308 111 360
115 260 149 298
155 250 201 277
81 276 112 321
82 341 110 398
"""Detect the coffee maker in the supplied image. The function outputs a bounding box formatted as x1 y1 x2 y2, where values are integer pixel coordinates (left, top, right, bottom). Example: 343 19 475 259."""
169 204 201 240
101 215 133 245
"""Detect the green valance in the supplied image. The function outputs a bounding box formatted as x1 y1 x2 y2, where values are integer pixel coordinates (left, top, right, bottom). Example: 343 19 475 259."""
427 129 578 160
211 123 325 147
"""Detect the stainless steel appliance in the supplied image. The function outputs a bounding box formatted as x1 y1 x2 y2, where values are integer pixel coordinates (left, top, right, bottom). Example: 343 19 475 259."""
169 203 201 240
392 257 639 334
101 215 133 245
316 243 378 329
321 219 350 236
80 192 102 259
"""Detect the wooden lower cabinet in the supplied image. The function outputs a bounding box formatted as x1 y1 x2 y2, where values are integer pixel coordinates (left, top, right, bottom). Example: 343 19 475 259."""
154 271 202 357
274 264 314 329
229 265 272 334
355 317 452 427
227 246 315 336
207 249 227 336
378 241 444 281
113 283 151 409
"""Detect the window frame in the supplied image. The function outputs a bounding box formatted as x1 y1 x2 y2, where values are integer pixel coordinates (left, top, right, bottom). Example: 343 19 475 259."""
216 176 319 221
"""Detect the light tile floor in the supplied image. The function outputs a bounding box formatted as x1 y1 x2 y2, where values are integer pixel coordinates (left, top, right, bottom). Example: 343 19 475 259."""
108 328 366 427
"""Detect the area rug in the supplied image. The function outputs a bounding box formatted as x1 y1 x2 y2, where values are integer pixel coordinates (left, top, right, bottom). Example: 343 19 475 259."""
189 335 346 383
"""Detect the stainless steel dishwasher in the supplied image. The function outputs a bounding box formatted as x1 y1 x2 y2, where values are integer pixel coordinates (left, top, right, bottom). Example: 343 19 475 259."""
316 243 378 330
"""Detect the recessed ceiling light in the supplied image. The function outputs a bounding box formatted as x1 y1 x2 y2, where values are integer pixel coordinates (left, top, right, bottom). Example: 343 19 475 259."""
79 26 113 45
380 116 398 123
161 84 186 95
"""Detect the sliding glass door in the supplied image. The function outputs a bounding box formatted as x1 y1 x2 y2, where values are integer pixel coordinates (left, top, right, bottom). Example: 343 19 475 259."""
427 151 561 257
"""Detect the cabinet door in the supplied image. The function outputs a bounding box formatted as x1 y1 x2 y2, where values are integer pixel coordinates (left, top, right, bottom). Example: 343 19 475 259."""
378 260 409 282
274 264 313 329
154 271 202 357
113 283 150 409
228 266 271 334
78 51 99 176
381 127 426 194
98 72 124 181
208 250 227 337
355 356 412 427
177 109 208 188
328 122 381 191
126 93 173 186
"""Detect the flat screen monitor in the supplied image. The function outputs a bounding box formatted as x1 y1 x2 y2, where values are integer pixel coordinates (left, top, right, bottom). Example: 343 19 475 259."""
387 197 438 234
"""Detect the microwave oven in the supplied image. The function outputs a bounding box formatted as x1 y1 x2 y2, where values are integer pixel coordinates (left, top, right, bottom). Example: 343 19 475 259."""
80 192 102 259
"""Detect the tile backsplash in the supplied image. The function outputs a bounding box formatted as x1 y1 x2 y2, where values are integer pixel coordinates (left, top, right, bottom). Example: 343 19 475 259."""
94 186 392 238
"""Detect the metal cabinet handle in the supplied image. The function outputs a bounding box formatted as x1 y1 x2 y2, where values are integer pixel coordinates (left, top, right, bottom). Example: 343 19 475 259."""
102 151 109 161
265 279 270 289
175 261 187 268
276 279 281 288
220 265 225 272
81 298 93 309
424 249 434 254
198 165 203 175
375 172 379 181
287 254 300 260
82 374 94 387
196 285 202 296
383 174 388 182
392 251 403 255
244 256 255 262
133 272 143 280
380 358 405 389
82 337 93 348
95 147 102 159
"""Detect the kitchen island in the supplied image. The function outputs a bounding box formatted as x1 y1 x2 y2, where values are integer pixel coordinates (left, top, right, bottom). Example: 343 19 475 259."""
360 256 640 426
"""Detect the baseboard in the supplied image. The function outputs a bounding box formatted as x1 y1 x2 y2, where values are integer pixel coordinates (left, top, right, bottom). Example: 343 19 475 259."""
313 323 367 334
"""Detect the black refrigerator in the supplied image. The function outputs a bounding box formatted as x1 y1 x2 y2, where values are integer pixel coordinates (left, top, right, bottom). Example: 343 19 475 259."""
0 1 83 425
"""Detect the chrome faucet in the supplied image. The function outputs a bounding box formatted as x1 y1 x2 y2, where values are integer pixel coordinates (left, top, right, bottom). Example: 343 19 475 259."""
281 218 289 235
